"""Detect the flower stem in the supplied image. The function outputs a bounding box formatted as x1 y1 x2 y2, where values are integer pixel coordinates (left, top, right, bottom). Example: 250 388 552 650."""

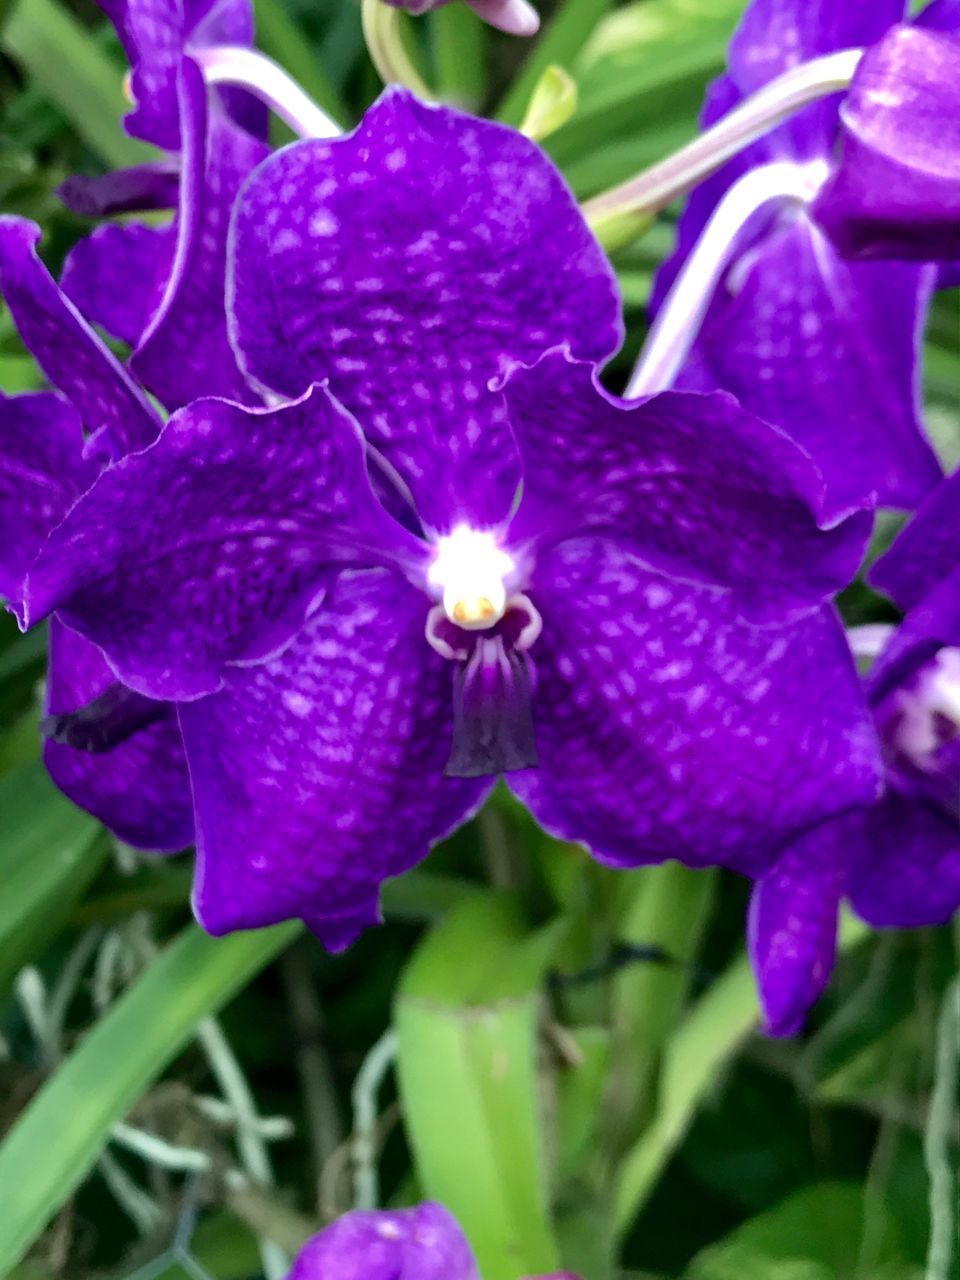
584 47 863 253
626 160 824 398
193 46 342 138
361 0 434 100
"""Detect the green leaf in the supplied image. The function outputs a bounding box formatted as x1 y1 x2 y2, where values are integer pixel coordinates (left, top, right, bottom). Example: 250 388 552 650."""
682 1183 913 1280
253 0 350 127
0 762 106 999
613 915 872 1238
395 893 564 1280
2 0 150 170
0 919 300 1273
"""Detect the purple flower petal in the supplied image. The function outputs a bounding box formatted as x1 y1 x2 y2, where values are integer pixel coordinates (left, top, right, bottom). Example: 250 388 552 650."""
180 570 488 948
848 791 960 927
0 217 161 458
870 565 960 698
21 387 427 702
57 162 180 218
289 1202 480 1280
44 619 193 852
128 58 268 408
727 0 907 96
509 537 882 877
503 351 871 621
916 0 960 31
0 392 96 601
813 25 960 261
673 217 940 518
100 0 265 148
747 815 847 1036
383 0 539 35
229 87 622 533
870 468 960 613
61 222 173 348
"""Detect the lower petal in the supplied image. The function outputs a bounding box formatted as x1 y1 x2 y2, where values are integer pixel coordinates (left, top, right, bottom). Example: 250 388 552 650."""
848 791 960 928
179 569 489 949
510 538 881 876
44 619 193 852
748 817 848 1037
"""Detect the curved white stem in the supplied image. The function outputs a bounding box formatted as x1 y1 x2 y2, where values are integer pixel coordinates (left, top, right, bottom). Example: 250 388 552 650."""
627 161 824 398
585 48 863 224
194 46 342 139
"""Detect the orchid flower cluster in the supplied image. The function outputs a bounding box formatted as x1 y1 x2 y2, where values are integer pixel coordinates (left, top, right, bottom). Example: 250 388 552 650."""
1 0 959 1092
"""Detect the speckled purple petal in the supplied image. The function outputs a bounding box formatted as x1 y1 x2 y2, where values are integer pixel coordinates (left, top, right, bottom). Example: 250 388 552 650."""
289 1203 480 1280
0 217 161 458
747 817 847 1036
61 222 173 348
503 351 870 622
509 537 881 877
45 619 193 851
674 216 940 518
848 791 960 927
229 87 622 534
180 570 489 948
100 0 264 149
131 57 268 408
57 162 179 218
870 468 960 613
727 0 907 95
22 387 427 702
813 25 960 261
0 392 96 601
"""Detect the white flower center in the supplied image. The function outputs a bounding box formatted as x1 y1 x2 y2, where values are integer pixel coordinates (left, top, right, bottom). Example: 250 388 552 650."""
427 524 514 631
893 647 960 764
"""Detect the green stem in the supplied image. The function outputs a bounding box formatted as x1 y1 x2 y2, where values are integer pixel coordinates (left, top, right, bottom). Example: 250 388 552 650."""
612 914 871 1239
432 3 487 110
603 864 716 1159
361 0 434 99
583 47 863 242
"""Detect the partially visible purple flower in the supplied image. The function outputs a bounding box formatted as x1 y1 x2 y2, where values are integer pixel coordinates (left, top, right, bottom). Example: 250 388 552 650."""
289 1204 480 1280
813 22 960 262
286 1202 579 1279
383 0 539 36
650 0 950 520
750 467 960 1036
0 223 192 850
15 91 881 948
60 1 269 408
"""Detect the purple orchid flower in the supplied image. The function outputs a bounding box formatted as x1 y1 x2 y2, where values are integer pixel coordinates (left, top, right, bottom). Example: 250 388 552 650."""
750 467 960 1037
286 1201 578 1279
647 0 957 521
813 20 960 263
383 0 539 36
11 90 881 949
